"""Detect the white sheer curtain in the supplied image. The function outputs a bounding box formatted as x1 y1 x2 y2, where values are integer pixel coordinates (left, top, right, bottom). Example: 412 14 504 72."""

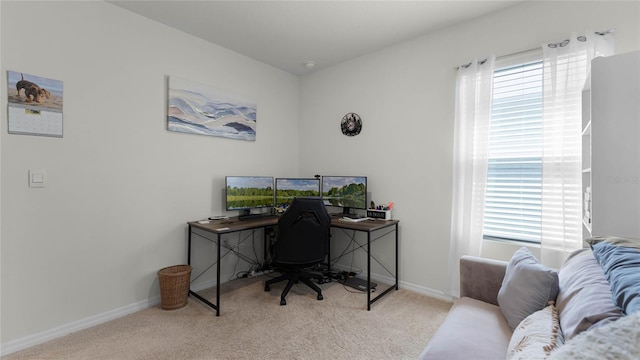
447 56 495 297
540 31 614 267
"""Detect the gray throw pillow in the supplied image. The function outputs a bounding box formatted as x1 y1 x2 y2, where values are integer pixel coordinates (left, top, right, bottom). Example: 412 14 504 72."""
556 248 623 340
498 247 559 329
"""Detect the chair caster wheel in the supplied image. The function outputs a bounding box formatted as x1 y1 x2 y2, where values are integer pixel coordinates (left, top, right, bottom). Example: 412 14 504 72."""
265 285 270 292
317 294 323 301
280 298 286 306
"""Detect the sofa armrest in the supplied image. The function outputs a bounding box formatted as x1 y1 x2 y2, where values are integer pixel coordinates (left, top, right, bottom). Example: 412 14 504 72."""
459 255 508 306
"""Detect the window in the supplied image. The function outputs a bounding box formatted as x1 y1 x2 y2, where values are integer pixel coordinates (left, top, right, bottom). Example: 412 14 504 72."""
483 53 544 243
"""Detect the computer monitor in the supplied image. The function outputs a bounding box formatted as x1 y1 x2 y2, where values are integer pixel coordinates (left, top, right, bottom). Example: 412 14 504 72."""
321 176 367 216
275 178 321 208
225 176 274 217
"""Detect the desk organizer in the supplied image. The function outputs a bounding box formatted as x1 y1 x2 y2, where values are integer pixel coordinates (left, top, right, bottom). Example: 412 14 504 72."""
366 209 392 220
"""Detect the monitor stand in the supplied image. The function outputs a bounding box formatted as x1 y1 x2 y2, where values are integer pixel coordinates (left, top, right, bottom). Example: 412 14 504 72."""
238 209 273 221
340 207 363 219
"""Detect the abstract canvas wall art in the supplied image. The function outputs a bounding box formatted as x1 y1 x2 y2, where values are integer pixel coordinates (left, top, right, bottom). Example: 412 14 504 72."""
167 76 257 141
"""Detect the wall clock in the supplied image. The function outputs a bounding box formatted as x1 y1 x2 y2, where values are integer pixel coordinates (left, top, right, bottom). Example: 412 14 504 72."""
340 113 362 137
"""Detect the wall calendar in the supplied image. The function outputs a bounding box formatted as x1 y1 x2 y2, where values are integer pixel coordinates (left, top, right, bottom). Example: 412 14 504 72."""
7 70 63 137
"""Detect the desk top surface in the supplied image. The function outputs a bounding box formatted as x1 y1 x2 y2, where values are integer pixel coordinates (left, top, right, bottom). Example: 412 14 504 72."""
188 214 398 234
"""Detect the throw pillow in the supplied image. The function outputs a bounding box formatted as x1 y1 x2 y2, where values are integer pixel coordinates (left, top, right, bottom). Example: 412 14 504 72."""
548 311 640 360
498 247 560 329
507 302 564 360
555 248 624 340
586 236 640 251
587 236 640 315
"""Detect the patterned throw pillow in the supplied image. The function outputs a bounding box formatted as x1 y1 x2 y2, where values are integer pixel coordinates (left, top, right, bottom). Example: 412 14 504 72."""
507 302 564 360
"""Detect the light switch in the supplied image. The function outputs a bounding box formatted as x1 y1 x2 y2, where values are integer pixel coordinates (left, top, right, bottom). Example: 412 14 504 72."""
29 169 46 188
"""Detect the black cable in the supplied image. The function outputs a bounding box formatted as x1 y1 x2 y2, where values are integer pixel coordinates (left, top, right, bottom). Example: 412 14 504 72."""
331 227 397 278
330 228 357 268
351 237 394 278
190 229 266 283
230 233 242 281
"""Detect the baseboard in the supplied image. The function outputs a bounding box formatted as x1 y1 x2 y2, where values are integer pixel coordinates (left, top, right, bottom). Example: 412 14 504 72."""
398 281 454 302
0 296 160 356
329 263 453 302
1 272 450 356
190 278 218 292
190 271 237 292
1 271 241 356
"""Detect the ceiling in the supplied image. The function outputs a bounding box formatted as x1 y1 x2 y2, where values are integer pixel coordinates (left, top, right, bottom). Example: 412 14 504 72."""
108 1 523 75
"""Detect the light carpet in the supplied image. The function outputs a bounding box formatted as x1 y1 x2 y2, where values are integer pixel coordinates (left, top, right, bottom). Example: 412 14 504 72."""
4 277 451 360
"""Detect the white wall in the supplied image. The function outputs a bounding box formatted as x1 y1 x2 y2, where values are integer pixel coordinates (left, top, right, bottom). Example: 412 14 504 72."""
2 0 640 355
299 1 640 293
0 1 299 351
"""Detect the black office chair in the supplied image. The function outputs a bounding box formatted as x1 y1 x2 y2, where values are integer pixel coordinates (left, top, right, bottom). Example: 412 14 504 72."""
264 197 331 305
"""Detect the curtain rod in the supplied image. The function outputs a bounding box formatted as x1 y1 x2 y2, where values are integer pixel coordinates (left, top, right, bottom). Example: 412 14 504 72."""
456 29 615 70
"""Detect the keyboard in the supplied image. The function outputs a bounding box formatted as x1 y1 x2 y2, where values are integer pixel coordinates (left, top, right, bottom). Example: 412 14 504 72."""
339 217 372 222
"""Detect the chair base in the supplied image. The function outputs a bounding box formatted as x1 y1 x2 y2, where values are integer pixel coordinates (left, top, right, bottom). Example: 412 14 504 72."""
264 270 324 305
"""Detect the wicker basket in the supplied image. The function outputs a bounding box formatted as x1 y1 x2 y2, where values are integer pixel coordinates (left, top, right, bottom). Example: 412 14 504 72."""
157 265 192 310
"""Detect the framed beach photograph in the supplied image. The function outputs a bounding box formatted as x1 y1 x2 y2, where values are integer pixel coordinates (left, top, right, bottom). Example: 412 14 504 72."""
7 70 64 137
167 76 257 141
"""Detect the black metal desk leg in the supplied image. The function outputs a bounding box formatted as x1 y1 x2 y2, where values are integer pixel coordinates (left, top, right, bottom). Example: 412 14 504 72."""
367 231 371 311
216 233 221 316
188 225 192 265
395 223 399 290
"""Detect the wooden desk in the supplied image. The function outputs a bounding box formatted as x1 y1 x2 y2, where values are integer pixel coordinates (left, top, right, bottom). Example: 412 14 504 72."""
187 215 399 315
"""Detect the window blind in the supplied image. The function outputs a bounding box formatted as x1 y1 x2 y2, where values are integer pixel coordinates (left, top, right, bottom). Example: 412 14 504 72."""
483 59 543 243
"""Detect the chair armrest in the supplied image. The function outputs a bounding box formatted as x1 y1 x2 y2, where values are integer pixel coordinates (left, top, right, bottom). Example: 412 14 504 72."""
459 255 508 306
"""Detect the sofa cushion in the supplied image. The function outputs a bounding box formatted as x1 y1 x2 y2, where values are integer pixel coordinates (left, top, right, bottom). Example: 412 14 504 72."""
587 236 640 315
548 311 640 360
498 247 560 329
555 248 624 340
418 297 512 360
507 302 564 360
